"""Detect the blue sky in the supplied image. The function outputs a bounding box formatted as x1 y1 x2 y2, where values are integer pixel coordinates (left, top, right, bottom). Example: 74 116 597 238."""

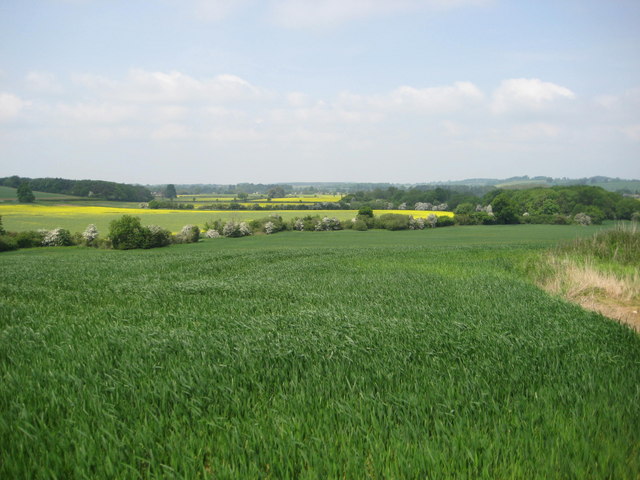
1 0 639 184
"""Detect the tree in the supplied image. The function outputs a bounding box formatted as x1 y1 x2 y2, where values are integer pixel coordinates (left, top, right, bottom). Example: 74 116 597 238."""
267 186 285 200
109 215 149 250
164 184 177 199
17 182 35 203
357 205 374 217
491 193 519 224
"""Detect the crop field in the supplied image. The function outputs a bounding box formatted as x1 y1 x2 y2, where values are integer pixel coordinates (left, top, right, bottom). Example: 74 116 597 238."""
0 186 82 202
0 204 453 234
174 194 344 205
1 226 639 478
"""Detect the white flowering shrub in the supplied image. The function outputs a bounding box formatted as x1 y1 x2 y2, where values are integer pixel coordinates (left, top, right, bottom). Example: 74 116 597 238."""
82 224 99 244
398 202 407 210
574 213 592 226
294 219 304 231
42 228 73 247
414 202 432 211
223 221 252 237
205 229 221 238
179 224 200 243
426 213 438 228
409 217 425 230
315 217 341 231
146 225 172 247
264 221 275 234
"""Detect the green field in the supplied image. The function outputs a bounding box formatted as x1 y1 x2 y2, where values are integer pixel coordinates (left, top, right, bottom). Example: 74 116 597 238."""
0 185 84 201
0 205 448 234
1 226 639 478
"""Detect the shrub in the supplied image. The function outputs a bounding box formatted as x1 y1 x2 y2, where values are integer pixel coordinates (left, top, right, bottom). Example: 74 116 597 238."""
375 214 410 231
146 225 172 248
222 221 252 237
14 231 45 248
0 215 5 235
293 219 305 231
352 218 368 231
357 206 374 217
109 215 149 250
574 213 592 226
178 224 200 243
205 229 221 238
0 235 18 252
409 217 425 230
426 214 438 228
436 216 455 227
315 217 342 231
82 224 99 245
42 228 73 247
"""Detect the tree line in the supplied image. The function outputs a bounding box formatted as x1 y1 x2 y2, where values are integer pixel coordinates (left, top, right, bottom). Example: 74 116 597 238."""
1 176 153 202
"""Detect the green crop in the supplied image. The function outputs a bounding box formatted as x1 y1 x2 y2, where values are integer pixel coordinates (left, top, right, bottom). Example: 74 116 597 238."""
1 228 639 478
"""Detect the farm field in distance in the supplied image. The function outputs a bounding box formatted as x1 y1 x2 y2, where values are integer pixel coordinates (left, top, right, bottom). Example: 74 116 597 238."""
1 226 639 478
0 203 453 234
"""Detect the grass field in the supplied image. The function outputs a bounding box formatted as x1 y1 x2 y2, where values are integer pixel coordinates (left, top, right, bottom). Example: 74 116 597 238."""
1 227 639 478
0 185 83 201
0 204 452 234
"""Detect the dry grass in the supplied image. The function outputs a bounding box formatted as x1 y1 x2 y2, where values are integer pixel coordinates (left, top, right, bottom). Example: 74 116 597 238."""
540 256 640 331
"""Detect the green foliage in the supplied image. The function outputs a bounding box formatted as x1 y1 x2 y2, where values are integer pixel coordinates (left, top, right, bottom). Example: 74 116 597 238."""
1 176 153 202
491 193 519 224
0 215 4 235
375 213 411 230
108 215 171 250
16 182 35 203
455 212 496 226
352 218 368 231
0 235 18 252
164 184 177 199
357 205 374 217
454 202 475 215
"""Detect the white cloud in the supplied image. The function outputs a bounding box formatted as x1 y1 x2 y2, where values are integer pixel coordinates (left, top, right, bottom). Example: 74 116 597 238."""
25 71 62 94
0 93 28 121
491 78 575 114
56 102 137 124
338 81 483 114
73 69 268 104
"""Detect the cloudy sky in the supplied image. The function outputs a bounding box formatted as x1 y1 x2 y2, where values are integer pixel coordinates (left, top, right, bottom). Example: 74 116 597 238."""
1 0 639 184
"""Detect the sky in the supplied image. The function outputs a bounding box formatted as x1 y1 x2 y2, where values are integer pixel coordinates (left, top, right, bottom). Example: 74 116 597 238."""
1 0 639 185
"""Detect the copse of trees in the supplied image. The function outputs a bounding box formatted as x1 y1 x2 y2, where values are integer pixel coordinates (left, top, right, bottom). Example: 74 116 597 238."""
16 182 35 203
1 176 153 202
483 185 639 224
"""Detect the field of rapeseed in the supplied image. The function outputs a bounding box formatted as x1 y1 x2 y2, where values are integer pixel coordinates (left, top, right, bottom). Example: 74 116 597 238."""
1 228 638 478
0 204 453 234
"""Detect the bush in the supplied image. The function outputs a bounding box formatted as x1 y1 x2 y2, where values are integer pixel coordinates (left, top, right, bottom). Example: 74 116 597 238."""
375 214 410 231
205 229 221 238
436 215 455 227
0 215 5 235
146 225 172 248
109 215 150 250
357 206 374 217
315 217 342 231
0 235 18 252
352 218 368 231
177 224 200 243
82 224 99 246
13 230 45 248
222 221 252 237
42 228 73 247
574 213 592 226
